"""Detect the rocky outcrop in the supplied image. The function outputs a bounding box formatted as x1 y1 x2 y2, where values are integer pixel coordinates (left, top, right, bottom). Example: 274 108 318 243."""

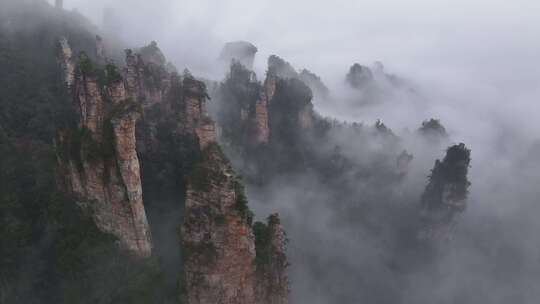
215 61 270 146
418 143 471 241
182 148 289 304
113 42 289 303
58 37 75 88
254 214 289 304
346 63 374 89
182 144 257 304
299 69 330 99
254 94 270 144
138 41 167 67
125 43 170 107
216 55 318 147
264 73 277 105
183 76 211 133
181 74 289 304
95 35 106 64
55 30 290 304
298 104 315 129
267 55 298 79
266 57 316 132
56 51 152 257
220 41 258 70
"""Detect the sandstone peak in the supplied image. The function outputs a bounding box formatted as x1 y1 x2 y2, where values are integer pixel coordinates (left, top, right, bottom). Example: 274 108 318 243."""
268 55 298 79
56 52 152 257
299 68 330 99
138 41 167 67
419 143 471 241
346 63 374 89
220 41 258 69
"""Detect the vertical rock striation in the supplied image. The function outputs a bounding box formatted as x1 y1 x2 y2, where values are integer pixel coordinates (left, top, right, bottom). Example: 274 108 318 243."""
182 143 257 304
125 46 169 107
56 41 152 257
254 214 289 304
58 37 75 88
56 38 290 300
254 91 270 144
178 62 289 304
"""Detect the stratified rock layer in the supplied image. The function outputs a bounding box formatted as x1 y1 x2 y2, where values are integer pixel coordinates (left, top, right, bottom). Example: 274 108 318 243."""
182 143 257 304
180 72 289 304
56 39 290 301
58 37 75 88
56 47 152 257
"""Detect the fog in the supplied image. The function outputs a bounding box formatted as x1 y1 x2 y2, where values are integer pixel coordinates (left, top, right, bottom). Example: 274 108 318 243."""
54 0 540 156
43 0 540 303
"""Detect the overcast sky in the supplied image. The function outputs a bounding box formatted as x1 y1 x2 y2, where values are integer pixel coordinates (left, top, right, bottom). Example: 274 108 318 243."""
55 0 539 83
38 2 540 301
51 0 540 152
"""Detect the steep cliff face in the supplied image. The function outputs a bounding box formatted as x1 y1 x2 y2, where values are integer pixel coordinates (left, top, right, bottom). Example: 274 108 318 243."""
58 37 75 88
254 214 289 304
220 41 258 70
56 38 290 300
56 45 152 257
214 61 268 146
125 48 169 107
182 143 257 304
299 69 330 100
180 73 289 304
216 55 318 149
419 143 471 241
182 148 289 304
267 55 298 79
346 63 374 89
265 56 316 134
254 91 270 144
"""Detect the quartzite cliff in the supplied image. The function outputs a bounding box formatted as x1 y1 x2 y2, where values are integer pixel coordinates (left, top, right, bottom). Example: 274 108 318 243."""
56 40 152 257
56 37 289 303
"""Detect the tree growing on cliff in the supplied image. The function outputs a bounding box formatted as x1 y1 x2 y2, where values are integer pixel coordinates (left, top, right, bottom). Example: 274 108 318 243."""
419 143 471 241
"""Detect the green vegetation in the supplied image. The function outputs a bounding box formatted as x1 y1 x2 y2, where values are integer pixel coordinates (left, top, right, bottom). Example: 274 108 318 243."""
56 123 116 175
1 134 170 304
78 52 96 76
253 221 272 267
104 63 123 85
0 2 176 303
216 61 261 146
189 143 226 191
108 98 143 119
421 143 471 213
233 179 254 226
183 241 218 266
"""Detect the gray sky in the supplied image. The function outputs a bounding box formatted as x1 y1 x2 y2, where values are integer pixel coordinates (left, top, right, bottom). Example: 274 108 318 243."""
54 0 540 174
56 0 540 177
42 1 540 301
57 0 540 83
